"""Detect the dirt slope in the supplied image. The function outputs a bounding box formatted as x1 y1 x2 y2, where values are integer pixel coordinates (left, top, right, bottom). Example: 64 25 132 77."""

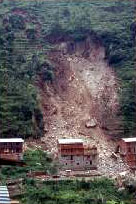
38 36 129 176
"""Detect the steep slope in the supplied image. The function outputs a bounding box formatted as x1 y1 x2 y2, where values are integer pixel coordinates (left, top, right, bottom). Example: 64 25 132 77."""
38 36 129 176
0 0 134 139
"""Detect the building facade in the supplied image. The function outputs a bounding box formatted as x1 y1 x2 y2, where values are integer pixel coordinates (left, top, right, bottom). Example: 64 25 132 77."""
0 138 24 161
118 138 136 169
58 139 97 170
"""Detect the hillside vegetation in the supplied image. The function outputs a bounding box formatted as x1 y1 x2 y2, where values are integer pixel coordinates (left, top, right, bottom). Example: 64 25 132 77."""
20 179 134 204
0 0 135 138
0 152 134 204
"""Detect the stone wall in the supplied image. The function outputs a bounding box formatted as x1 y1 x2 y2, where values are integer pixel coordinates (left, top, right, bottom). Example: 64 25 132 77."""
59 154 97 170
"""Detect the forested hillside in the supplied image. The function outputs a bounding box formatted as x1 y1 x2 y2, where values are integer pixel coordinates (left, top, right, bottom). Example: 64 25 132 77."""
0 0 135 139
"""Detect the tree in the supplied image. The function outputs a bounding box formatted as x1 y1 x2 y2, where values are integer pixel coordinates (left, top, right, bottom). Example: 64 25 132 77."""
24 149 59 175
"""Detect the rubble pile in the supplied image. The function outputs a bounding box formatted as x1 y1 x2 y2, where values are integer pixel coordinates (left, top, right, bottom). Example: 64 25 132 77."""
39 38 130 177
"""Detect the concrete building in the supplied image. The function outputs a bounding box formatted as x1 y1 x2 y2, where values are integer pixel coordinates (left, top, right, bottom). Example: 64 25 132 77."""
0 138 24 161
118 138 136 169
58 139 97 170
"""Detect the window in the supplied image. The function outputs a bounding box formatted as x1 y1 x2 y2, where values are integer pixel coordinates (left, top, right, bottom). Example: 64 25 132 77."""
90 161 92 165
16 148 20 153
4 149 9 154
133 146 136 154
128 147 131 153
116 145 120 153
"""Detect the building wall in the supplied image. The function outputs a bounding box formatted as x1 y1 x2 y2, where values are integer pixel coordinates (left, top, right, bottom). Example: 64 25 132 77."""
0 142 23 153
59 144 84 156
0 142 23 160
59 154 97 170
119 141 136 168
58 143 97 170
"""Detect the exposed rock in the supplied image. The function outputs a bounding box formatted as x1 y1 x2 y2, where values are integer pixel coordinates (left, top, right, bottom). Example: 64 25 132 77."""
118 187 125 192
111 152 118 159
44 128 48 133
38 37 130 177
85 119 97 128
119 171 129 178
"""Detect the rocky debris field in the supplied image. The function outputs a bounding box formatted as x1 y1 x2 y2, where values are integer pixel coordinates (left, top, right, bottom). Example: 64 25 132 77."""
38 36 130 177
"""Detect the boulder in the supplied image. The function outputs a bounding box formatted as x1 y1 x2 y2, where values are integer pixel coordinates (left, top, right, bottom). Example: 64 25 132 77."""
85 119 97 128
111 152 118 159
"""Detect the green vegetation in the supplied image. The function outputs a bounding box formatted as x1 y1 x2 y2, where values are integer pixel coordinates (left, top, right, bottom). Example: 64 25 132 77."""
0 0 135 138
0 1 135 203
0 149 59 181
0 150 135 203
20 178 134 204
1 162 134 203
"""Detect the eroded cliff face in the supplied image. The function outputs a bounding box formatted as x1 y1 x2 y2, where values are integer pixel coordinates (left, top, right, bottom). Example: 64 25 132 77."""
60 36 120 133
38 35 129 176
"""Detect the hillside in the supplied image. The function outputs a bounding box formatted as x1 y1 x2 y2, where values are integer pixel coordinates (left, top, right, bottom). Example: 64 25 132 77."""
0 1 136 203
36 34 128 176
0 0 135 139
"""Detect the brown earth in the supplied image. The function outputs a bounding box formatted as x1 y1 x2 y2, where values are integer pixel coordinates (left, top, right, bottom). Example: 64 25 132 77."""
37 36 129 176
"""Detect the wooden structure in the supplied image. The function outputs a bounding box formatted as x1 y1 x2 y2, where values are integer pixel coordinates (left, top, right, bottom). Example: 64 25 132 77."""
118 138 136 169
0 157 25 166
0 138 24 161
58 139 97 170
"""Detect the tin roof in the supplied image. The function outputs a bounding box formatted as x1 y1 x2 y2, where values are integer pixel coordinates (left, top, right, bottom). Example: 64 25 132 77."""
0 186 10 204
122 138 136 143
58 139 83 144
0 138 24 143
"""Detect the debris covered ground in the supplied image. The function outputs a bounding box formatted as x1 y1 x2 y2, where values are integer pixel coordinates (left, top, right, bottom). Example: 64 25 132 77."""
36 36 130 177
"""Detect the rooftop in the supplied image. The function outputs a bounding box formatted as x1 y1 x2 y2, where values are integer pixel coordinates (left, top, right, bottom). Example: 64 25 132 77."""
122 138 136 143
0 138 24 143
0 186 10 204
58 139 83 144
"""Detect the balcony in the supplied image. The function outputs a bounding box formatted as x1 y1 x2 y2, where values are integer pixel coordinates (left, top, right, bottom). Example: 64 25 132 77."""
84 146 97 156
0 153 23 161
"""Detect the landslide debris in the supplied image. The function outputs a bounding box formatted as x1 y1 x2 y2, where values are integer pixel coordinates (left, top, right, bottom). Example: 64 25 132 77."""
38 35 129 176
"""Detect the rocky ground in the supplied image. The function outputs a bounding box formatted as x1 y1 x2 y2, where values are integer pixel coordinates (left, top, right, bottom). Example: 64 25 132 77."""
37 36 130 177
